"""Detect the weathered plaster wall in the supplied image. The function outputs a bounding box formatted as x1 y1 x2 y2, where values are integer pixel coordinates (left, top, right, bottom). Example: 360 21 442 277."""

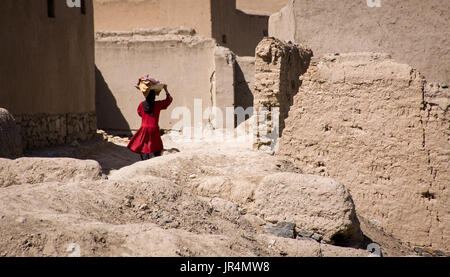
277 53 450 251
213 46 236 128
95 29 236 133
269 0 450 84
0 0 96 150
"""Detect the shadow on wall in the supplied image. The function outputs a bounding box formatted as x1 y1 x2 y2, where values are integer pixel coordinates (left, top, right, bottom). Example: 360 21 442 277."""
279 78 302 137
279 51 313 137
95 66 132 137
211 0 269 57
234 62 254 127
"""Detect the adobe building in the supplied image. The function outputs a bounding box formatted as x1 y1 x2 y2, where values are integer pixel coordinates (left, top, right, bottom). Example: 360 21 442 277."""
93 0 271 56
252 37 449 252
0 0 96 150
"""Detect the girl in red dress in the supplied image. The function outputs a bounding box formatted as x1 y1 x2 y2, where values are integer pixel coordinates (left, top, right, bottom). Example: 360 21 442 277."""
127 76 173 160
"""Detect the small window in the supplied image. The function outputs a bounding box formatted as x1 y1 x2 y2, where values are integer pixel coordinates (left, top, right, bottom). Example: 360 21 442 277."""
81 0 86 14
222 35 227 44
47 0 55 18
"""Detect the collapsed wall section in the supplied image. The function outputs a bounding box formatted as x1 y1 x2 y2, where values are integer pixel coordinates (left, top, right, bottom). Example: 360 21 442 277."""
253 37 312 152
277 53 449 251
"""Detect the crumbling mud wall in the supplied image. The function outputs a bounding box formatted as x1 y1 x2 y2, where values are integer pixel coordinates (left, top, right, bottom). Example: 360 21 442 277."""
95 29 237 133
253 37 312 152
0 109 22 158
269 0 450 84
0 0 96 151
277 53 450 251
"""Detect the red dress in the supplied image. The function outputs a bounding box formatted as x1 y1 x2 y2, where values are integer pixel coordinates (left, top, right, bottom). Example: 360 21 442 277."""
127 95 173 154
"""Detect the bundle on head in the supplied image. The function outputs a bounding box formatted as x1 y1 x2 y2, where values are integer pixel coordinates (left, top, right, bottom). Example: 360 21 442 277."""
136 75 164 97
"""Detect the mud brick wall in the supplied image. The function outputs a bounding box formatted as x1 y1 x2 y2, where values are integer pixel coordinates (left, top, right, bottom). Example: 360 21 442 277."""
253 37 312 152
15 113 97 150
278 53 449 251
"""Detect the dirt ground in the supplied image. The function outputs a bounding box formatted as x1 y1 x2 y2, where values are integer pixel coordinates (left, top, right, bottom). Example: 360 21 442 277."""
0 131 424 257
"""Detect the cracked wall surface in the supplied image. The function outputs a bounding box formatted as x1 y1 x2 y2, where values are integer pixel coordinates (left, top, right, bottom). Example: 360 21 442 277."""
277 53 449 251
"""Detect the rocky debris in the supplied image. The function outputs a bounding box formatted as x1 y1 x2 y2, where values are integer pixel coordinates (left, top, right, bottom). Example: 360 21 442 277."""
277 52 449 251
265 222 296 239
97 130 130 146
433 250 445 257
0 108 23 159
311 233 323 242
297 229 314 239
413 247 448 257
242 215 266 232
0 158 103 188
259 234 370 257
